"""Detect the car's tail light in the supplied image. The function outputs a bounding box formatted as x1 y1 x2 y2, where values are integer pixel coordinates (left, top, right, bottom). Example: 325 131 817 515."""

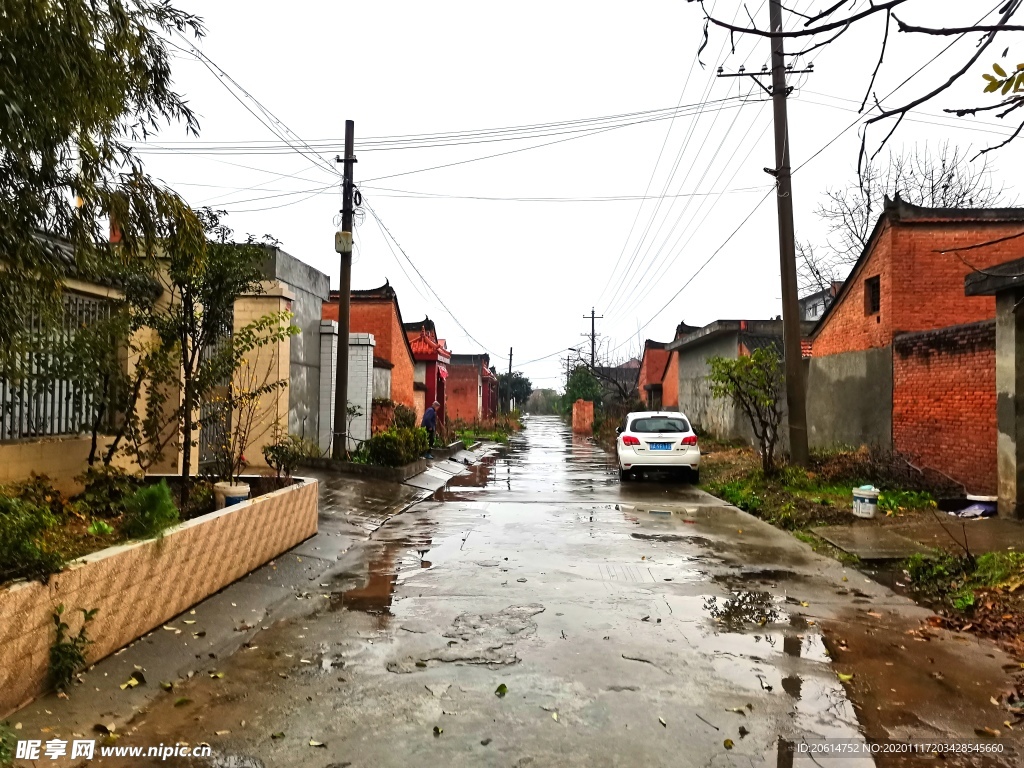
622 435 640 446
681 435 698 446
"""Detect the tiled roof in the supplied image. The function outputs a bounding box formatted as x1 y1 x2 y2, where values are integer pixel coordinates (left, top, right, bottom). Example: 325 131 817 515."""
350 280 398 301
407 328 451 362
403 316 436 335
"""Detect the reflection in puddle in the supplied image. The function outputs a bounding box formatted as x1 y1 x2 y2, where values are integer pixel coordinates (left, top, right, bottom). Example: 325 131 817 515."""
332 519 458 626
704 590 782 630
782 674 803 700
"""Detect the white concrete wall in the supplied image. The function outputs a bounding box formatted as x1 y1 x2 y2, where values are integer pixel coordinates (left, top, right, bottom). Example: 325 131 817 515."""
373 366 392 400
318 325 375 452
347 333 374 451
318 321 338 453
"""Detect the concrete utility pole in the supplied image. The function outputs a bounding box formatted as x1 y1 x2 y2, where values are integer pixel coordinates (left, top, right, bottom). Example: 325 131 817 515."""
508 347 513 411
716 1 811 466
331 120 356 459
582 308 604 367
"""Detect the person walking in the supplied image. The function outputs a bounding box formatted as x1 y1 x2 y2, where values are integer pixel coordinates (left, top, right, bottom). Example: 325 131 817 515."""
422 400 439 458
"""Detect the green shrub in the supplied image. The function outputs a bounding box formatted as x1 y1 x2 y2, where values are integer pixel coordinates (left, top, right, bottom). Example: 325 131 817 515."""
182 480 214 520
366 427 430 467
972 551 1024 588
263 434 322 478
7 473 67 517
120 481 179 539
49 605 97 691
878 490 936 515
87 519 114 536
75 465 141 518
0 497 64 583
393 404 417 430
0 720 15 767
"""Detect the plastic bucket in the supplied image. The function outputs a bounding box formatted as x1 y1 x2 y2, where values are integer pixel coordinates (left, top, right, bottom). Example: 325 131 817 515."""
214 481 250 510
852 488 880 519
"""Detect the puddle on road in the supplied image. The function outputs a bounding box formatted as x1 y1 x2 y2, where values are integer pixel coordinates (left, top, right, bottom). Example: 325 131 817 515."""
703 590 782 631
330 520 465 626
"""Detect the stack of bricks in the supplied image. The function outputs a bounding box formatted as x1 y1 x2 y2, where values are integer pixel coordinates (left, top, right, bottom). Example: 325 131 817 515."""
572 399 594 435
893 321 997 494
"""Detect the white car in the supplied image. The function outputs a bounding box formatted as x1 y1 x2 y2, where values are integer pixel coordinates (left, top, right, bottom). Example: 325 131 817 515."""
615 411 700 483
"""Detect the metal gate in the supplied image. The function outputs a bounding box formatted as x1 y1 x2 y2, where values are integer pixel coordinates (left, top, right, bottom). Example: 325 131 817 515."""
198 312 233 469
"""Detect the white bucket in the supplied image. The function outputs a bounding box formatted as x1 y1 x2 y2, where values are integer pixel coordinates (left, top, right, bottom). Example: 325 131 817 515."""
214 481 250 509
852 487 880 519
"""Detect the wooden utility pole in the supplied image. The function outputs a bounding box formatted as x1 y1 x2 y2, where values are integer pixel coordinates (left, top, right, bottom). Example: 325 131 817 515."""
507 347 513 411
331 120 356 459
717 1 810 466
582 308 604 367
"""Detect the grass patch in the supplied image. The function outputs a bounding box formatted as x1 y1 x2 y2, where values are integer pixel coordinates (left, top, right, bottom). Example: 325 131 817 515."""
903 550 1024 612
700 440 954 535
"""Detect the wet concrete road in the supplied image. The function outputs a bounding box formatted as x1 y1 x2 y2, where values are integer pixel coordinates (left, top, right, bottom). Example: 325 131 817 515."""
24 417 1024 767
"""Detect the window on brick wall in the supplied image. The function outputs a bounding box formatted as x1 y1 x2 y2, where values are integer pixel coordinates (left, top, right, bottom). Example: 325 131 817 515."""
864 275 881 315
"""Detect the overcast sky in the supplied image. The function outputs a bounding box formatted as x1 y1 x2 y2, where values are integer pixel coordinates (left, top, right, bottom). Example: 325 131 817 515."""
136 0 1024 389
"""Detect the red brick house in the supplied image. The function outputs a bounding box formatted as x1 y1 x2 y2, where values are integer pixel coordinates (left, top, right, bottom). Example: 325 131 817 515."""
447 354 498 422
321 282 417 415
807 197 1024 493
656 322 701 411
404 317 451 424
637 341 670 408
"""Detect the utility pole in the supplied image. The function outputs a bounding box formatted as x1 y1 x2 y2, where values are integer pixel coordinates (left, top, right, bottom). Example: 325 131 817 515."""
716 1 811 466
331 120 356 459
564 348 578 394
507 347 513 412
582 308 604 367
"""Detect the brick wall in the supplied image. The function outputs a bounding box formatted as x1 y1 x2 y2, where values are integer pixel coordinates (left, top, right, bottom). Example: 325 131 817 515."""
447 363 481 422
661 351 679 410
813 223 895 356
572 400 594 434
324 300 416 410
638 348 669 405
893 321 996 494
814 219 1022 357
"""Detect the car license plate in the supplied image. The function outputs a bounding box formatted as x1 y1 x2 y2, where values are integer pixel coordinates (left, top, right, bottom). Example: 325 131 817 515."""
649 443 671 450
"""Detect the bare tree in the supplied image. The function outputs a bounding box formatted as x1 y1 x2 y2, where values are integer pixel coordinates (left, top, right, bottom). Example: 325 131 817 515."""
797 240 844 299
687 1 1024 160
818 143 1009 264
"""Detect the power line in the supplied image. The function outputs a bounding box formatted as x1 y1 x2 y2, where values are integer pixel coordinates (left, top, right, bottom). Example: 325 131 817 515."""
610 188 775 354
363 199 496 356
595 0 753 309
793 0 1005 175
129 99 752 154
606 6 774 319
609 108 775 323
601 0 776 320
603 0 995 352
359 99 755 183
607 93 769 320
167 35 340 179
357 184 771 203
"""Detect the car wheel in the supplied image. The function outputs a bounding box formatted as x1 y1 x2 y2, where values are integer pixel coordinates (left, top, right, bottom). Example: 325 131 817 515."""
618 466 630 482
690 468 700 485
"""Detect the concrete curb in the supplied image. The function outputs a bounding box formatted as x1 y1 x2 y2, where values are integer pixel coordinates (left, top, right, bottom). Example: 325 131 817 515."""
298 441 467 480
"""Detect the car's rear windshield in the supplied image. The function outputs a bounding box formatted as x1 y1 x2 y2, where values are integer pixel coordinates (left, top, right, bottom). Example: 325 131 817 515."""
630 417 690 433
